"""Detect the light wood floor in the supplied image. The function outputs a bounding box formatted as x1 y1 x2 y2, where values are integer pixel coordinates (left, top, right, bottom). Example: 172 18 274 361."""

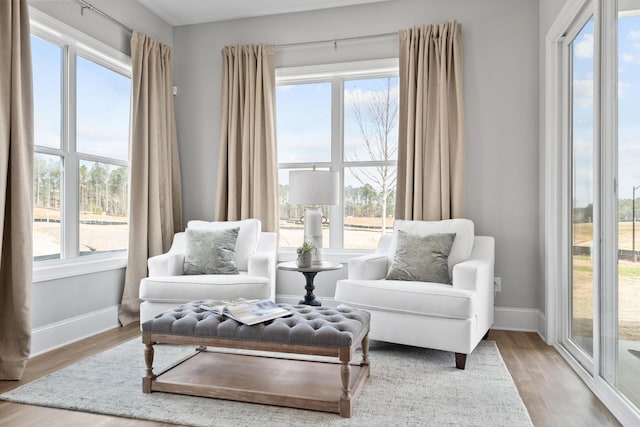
0 326 622 427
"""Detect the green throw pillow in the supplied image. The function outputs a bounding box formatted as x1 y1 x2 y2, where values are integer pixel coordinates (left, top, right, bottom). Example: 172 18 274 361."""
183 227 240 275
386 231 456 284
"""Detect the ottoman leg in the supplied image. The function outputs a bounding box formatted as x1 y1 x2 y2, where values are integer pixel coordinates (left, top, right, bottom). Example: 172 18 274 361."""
340 359 352 417
361 334 370 375
143 342 155 393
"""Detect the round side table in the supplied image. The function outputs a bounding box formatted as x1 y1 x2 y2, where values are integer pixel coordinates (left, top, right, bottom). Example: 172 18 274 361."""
277 261 343 306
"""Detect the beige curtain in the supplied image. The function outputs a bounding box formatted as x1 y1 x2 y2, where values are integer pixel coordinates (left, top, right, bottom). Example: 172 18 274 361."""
396 22 464 220
215 45 278 232
119 32 183 326
0 0 33 380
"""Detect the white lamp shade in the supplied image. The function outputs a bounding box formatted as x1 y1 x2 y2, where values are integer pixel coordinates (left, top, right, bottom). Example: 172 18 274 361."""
288 170 339 205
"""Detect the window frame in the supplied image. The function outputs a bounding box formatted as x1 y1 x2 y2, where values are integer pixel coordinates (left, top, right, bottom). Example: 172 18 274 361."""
276 58 399 252
30 8 132 282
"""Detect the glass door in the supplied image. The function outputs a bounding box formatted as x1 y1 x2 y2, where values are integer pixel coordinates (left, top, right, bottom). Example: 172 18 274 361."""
554 1 640 422
566 13 596 368
612 6 640 408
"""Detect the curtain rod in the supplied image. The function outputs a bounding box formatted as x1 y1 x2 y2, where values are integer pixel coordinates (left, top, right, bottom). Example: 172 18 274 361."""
75 0 133 34
274 31 397 49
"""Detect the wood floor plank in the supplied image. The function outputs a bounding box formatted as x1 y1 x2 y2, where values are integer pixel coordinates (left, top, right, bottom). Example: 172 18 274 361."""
489 330 620 427
0 322 141 395
0 327 623 426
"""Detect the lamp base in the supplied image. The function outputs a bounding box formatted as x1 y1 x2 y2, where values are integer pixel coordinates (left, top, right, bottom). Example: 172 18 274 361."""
303 206 323 265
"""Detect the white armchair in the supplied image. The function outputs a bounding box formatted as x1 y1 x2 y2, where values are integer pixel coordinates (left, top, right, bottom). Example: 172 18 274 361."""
335 219 495 369
139 219 276 322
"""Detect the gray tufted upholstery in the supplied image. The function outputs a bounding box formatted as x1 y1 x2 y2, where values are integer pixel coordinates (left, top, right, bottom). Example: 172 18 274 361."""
141 301 370 348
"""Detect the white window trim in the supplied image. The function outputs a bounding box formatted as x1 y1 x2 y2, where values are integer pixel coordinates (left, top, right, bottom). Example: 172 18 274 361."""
276 58 399 82
276 58 399 252
545 0 640 424
31 7 132 281
33 255 128 283
30 8 131 73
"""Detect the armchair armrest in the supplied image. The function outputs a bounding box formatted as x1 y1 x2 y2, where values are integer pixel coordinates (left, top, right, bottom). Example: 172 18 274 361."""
148 252 185 277
451 236 495 292
249 232 277 301
248 251 274 279
348 253 388 280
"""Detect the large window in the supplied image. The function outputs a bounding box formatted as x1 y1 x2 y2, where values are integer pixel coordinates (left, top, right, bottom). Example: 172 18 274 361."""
31 14 131 263
277 60 398 250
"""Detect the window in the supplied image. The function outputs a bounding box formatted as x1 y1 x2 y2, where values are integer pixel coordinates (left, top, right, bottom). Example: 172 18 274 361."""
276 60 398 250
31 12 131 264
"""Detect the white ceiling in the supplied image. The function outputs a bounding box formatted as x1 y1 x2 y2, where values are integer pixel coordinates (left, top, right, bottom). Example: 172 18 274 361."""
135 0 394 26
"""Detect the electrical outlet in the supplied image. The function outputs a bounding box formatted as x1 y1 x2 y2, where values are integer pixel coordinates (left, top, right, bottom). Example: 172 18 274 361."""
493 277 502 292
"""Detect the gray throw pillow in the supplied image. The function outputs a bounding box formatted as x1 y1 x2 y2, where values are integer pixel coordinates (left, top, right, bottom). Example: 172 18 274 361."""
183 227 240 275
386 231 456 284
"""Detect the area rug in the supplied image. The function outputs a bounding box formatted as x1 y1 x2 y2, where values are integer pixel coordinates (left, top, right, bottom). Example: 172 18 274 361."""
1 339 532 426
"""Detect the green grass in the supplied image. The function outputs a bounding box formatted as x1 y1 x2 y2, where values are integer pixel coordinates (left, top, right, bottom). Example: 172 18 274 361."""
618 265 640 281
571 255 640 340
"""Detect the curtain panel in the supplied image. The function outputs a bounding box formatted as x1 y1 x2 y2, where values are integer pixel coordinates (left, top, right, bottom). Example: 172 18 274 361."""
396 22 465 221
215 44 278 232
119 32 183 326
0 0 33 380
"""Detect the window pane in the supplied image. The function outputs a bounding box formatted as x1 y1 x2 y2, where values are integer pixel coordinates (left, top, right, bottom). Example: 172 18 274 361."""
344 166 395 249
76 56 131 161
79 160 128 255
276 83 331 163
31 35 62 149
344 77 398 162
570 19 594 357
33 153 62 260
616 12 640 408
278 168 330 248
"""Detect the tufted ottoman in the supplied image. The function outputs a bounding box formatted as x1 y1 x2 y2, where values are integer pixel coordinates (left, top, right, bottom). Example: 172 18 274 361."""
141 301 370 417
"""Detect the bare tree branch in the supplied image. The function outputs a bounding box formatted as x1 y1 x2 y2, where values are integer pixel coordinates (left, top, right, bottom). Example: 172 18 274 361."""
346 77 398 233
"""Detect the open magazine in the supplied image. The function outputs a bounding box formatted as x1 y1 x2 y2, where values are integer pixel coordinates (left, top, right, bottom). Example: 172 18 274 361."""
199 298 291 326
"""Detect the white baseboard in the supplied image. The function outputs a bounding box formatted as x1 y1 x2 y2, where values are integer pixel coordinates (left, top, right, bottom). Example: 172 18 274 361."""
537 310 548 342
493 306 545 335
31 305 121 357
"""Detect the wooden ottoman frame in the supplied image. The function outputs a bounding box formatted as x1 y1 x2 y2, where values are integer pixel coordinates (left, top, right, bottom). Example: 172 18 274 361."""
142 304 370 418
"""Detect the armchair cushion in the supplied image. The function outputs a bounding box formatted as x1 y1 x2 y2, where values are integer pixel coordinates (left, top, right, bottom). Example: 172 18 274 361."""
187 219 260 271
335 279 475 319
139 274 270 304
386 231 456 284
183 228 240 275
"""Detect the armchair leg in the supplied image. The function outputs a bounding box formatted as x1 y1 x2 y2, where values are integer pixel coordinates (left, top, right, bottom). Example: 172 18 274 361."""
455 331 487 369
455 353 467 370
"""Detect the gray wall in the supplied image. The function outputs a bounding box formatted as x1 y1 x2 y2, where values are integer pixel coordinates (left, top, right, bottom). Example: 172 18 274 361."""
32 269 124 328
28 0 172 330
173 0 541 310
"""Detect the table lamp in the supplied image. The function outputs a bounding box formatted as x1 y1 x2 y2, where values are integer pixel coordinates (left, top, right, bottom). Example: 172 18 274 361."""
288 167 339 265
